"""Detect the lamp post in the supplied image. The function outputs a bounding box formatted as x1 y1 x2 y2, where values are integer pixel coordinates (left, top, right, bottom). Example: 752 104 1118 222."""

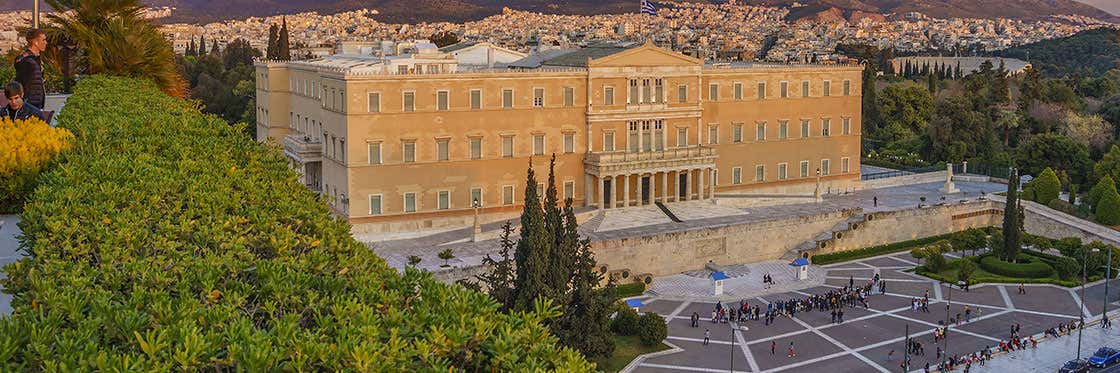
1077 248 1100 360
944 280 952 358
471 198 481 242
814 168 822 202
1104 247 1112 327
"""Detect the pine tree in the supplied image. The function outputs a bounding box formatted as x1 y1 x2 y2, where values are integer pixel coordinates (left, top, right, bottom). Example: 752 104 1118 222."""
198 35 207 57
543 154 573 296
278 17 291 60
1002 168 1022 261
267 23 278 59
512 159 552 312
477 221 517 310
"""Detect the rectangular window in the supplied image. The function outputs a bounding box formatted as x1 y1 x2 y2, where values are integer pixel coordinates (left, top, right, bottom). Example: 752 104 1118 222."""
733 124 743 143
642 79 651 103
708 125 718 145
368 143 381 165
470 138 482 159
437 139 449 161
564 87 574 107
778 163 788 180
471 188 483 206
604 86 614 105
502 89 514 108
843 80 851 96
821 159 831 176
340 139 346 161
800 161 809 178
502 136 514 158
564 133 574 153
369 195 382 215
757 82 766 99
842 157 850 173
368 92 380 112
755 123 765 141
533 134 545 155
404 192 417 213
755 165 765 182
403 141 416 163
821 119 831 137
563 181 574 201
629 79 639 104
678 84 687 103
823 81 831 97
733 82 743 100
403 91 415 112
398 65 408 74
604 132 615 152
437 90 449 111
843 118 851 135
677 128 687 147
709 83 718 101
732 167 742 185
780 81 788 98
779 121 788 139
802 80 810 97
801 120 810 138
533 88 544 107
438 191 450 210
470 89 481 110
502 185 514 205
655 79 664 103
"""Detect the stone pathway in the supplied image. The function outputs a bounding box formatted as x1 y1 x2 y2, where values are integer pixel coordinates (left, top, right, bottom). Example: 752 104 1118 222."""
1 215 22 316
650 260 826 301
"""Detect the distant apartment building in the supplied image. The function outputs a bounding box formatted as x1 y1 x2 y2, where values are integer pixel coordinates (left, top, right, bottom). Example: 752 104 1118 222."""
255 40 863 233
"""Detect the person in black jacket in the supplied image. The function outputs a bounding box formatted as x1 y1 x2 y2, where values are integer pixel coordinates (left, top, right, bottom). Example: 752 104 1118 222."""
2 81 45 122
14 28 47 110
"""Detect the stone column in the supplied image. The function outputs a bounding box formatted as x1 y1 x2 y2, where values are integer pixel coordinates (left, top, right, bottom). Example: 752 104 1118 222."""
623 174 630 208
671 170 678 202
962 161 968 174
637 122 644 152
661 171 668 203
708 167 715 201
698 168 706 200
685 169 693 200
647 174 654 205
940 162 959 194
598 175 606 210
585 176 593 208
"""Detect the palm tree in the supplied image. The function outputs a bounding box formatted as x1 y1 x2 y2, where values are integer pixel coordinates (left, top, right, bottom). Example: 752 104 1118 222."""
43 0 187 97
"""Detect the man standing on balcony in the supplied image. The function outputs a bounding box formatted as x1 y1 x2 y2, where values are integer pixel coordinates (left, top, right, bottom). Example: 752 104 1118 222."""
14 29 47 110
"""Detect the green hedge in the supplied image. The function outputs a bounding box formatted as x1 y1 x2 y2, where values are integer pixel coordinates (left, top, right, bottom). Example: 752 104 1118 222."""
614 282 646 299
0 76 592 371
916 269 1085 287
811 232 959 265
978 255 1054 278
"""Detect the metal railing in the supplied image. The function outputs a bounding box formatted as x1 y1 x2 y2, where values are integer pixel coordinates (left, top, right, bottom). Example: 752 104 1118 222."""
860 165 943 180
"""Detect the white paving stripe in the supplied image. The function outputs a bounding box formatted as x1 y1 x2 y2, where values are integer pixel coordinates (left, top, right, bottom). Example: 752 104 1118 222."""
887 255 920 266
998 285 1014 309
667 336 735 346
788 314 892 373
1069 288 1093 319
825 276 930 283
639 362 752 373
885 311 1009 343
733 322 761 372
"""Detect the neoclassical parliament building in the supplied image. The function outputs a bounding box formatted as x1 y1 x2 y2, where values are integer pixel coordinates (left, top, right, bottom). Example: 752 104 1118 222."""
255 40 863 233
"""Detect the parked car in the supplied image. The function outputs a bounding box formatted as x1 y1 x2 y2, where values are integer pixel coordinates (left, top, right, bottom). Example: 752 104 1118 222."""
1089 347 1120 367
1059 359 1090 373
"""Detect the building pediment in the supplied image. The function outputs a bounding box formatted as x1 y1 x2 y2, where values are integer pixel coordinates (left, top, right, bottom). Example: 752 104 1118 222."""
588 41 701 68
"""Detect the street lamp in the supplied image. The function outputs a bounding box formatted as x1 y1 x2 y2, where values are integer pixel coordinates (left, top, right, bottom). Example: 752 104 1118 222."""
32 0 39 29
814 168 822 202
1104 247 1113 328
1077 248 1101 360
471 198 482 242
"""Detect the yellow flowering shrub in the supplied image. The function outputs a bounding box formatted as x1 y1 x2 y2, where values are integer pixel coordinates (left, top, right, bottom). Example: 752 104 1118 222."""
0 117 73 213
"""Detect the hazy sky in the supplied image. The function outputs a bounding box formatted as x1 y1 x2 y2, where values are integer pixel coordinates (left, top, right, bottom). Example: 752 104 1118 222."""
1077 0 1120 16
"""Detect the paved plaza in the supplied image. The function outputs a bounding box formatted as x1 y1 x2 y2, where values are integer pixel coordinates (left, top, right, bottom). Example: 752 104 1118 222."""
1 215 20 316
625 251 1120 373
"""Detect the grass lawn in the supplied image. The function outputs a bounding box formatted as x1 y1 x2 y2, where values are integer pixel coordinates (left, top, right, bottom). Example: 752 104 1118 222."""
913 256 1083 287
595 334 670 372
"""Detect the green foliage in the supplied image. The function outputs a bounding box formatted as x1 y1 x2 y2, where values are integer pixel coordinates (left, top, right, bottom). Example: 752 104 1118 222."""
1094 145 1120 188
1096 182 1120 225
1002 168 1023 261
611 306 640 336
812 232 960 265
957 259 978 284
996 28 1120 77
873 84 934 145
637 313 668 347
925 253 948 272
1016 133 1093 185
949 229 988 256
979 255 1054 278
438 248 454 266
0 75 593 371
277 17 290 60
1089 175 1116 208
614 282 646 299
178 39 261 138
1054 257 1081 280
1032 167 1062 204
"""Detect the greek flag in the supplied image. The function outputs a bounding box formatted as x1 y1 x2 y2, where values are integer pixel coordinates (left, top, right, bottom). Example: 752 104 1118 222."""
641 0 657 16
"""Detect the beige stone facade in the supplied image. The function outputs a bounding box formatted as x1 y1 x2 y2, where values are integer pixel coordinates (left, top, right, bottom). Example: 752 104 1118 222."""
255 42 863 233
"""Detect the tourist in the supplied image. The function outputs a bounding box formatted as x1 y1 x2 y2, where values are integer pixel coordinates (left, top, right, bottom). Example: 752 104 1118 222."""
704 329 710 345
691 312 700 327
1 81 45 122
1018 283 1025 294
887 349 893 361
14 28 46 110
964 306 971 323
873 196 878 207
788 341 796 358
771 340 776 355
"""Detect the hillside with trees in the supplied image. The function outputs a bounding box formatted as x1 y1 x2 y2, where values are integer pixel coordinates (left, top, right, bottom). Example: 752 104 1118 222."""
995 27 1120 77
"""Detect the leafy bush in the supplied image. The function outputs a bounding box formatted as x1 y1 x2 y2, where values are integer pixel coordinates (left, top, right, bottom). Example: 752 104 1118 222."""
1096 184 1120 225
1089 175 1116 208
0 76 592 371
957 258 978 284
1032 167 1062 204
611 305 641 336
1054 256 1081 280
925 253 947 272
1047 199 1079 216
614 282 646 299
636 313 668 346
0 117 73 213
978 254 1054 278
812 232 959 265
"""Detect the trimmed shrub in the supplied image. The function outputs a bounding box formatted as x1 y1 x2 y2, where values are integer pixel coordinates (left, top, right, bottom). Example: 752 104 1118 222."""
611 305 641 336
1089 175 1116 208
615 282 646 299
1054 257 1080 281
1032 167 1061 204
0 117 73 213
812 232 958 265
925 253 947 272
637 312 668 346
1096 184 1120 225
0 76 592 371
1047 199 1079 216
978 254 1054 278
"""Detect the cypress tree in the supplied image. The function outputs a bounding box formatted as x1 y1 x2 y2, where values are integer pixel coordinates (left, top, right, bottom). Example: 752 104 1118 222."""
544 154 573 296
198 35 207 57
904 60 912 78
862 65 879 136
955 61 962 79
186 38 196 57
554 201 615 359
210 40 220 55
478 221 517 310
267 23 278 59
512 159 551 312
1002 168 1022 261
278 17 291 60
927 72 937 94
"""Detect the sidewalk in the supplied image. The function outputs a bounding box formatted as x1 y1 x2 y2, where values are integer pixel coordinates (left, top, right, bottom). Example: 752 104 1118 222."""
0 215 21 316
974 320 1120 372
